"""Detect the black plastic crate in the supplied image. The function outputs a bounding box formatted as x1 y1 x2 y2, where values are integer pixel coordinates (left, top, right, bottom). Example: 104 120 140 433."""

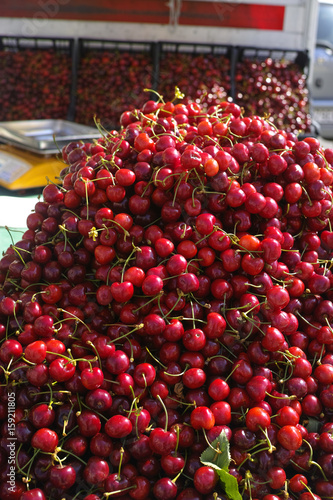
0 36 75 122
0 36 73 52
159 41 233 56
234 45 311 134
157 41 237 105
78 39 156 56
74 39 158 129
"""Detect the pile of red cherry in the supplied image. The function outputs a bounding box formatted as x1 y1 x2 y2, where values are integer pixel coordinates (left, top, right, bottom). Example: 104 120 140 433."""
234 57 311 134
158 51 230 108
1 95 333 500
0 48 71 121
75 50 153 129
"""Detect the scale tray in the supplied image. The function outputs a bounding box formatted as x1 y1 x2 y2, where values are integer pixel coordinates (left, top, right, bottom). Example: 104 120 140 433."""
0 119 101 155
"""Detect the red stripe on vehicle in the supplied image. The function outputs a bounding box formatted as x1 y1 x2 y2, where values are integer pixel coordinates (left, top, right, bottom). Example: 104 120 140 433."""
0 0 285 30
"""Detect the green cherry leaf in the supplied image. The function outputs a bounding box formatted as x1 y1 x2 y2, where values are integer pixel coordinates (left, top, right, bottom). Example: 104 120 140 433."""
200 429 230 471
306 417 321 433
200 430 242 499
216 468 243 500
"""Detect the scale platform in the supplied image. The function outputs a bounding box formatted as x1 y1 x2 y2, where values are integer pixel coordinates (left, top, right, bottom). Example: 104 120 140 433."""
0 119 100 191
0 144 65 190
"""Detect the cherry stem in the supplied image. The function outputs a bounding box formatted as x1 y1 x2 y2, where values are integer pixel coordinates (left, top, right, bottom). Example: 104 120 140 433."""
0 358 14 384
258 426 276 454
241 313 265 338
4 315 10 341
172 449 187 484
125 338 134 362
172 173 186 206
80 399 109 422
296 311 319 330
224 363 240 382
193 168 206 191
243 439 271 455
110 323 144 344
62 418 69 436
303 438 328 481
71 487 98 500
109 219 130 238
164 364 188 378
165 396 195 408
55 308 91 332
31 389 71 396
4 225 16 248
103 486 136 497
146 347 167 369
21 448 40 482
11 243 31 267
59 424 80 447
189 292 211 311
202 428 222 456
128 385 140 413
300 481 316 500
194 226 219 247
58 448 88 466
131 409 141 439
86 341 102 369
133 293 161 313
121 246 138 282
315 343 326 366
236 450 257 471
46 383 54 410
157 394 169 432
242 470 254 500
265 391 296 400
174 424 180 454
12 304 23 333
117 447 124 480
15 443 31 477
144 87 165 103
290 458 308 474
161 291 183 319
190 301 196 329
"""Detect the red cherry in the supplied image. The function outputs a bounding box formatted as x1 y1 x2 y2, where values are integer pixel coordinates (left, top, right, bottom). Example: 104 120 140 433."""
190 406 215 430
110 281 134 302
105 415 133 438
81 366 104 390
194 466 218 494
77 410 101 437
31 428 59 452
246 407 271 431
149 427 177 456
83 456 110 485
21 489 46 500
50 464 76 490
277 425 303 451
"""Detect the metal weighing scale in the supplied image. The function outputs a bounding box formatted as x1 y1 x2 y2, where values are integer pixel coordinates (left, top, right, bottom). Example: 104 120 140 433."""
0 120 101 191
